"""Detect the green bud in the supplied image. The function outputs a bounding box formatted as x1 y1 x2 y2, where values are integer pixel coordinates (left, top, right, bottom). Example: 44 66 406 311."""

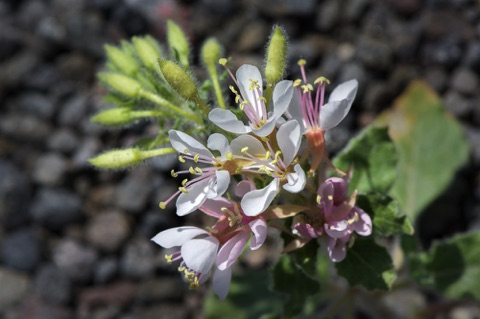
99 73 143 98
133 36 162 69
91 108 134 126
265 26 288 86
201 38 222 66
166 20 190 68
104 44 139 75
89 148 143 169
158 60 197 100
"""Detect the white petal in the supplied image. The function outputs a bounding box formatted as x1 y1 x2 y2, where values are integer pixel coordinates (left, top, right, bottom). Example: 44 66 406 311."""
230 135 266 157
176 178 214 216
286 94 306 132
251 117 277 136
282 164 306 193
272 80 294 118
328 79 358 104
208 170 230 199
212 266 232 301
181 237 219 274
241 180 278 216
199 197 234 218
236 64 263 106
277 120 301 166
208 109 250 134
151 227 207 248
249 219 267 250
216 231 250 270
168 130 213 159
207 133 231 159
235 180 256 197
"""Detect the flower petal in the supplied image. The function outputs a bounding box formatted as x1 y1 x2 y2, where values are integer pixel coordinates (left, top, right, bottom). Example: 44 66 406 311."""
286 94 306 133
282 164 306 193
248 219 267 250
353 207 372 236
277 120 301 166
230 135 266 157
272 80 294 118
216 231 250 270
236 64 263 105
208 170 230 199
151 226 207 248
199 197 233 218
328 79 358 104
324 220 350 239
169 130 213 159
251 117 277 136
182 236 219 274
320 79 358 131
318 180 334 218
212 266 232 301
207 133 231 160
327 237 348 263
241 180 278 216
324 177 348 204
208 109 250 134
235 180 256 197
176 178 214 216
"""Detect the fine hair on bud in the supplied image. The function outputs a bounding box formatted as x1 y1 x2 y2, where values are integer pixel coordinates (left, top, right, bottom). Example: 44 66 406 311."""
158 59 198 101
264 25 289 85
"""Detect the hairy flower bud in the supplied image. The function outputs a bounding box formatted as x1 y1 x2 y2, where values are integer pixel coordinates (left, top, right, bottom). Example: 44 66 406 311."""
132 36 162 69
91 108 134 126
104 44 139 75
89 148 143 169
265 26 288 86
158 60 198 101
167 20 190 68
99 73 143 98
201 38 222 67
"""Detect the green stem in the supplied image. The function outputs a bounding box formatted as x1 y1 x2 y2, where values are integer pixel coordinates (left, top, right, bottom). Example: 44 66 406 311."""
194 96 211 117
208 64 226 109
142 147 176 159
264 83 274 107
139 90 203 124
131 110 164 118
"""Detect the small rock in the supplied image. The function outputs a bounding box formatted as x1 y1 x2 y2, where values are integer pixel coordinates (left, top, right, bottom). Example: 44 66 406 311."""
451 67 479 96
0 114 52 143
53 239 97 282
387 0 421 15
16 92 56 120
421 38 463 68
2 229 42 272
36 16 66 42
34 264 72 305
137 210 179 239
23 64 59 91
344 0 370 23
467 128 480 166
0 267 31 310
423 67 448 92
465 41 480 71
94 258 118 284
443 90 474 117
32 153 68 186
316 0 340 31
73 137 101 168
59 94 90 126
254 0 317 16
150 153 178 172
30 188 83 231
79 281 136 308
47 129 79 154
86 211 130 252
20 295 74 319
120 237 156 279
362 81 393 112
138 304 188 319
114 168 152 213
356 35 393 70
136 277 184 303
236 21 269 52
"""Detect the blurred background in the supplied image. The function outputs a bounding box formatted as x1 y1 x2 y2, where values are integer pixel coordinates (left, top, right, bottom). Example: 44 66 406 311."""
1 0 480 318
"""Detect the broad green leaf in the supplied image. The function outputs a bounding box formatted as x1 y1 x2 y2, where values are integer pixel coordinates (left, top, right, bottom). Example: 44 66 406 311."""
422 232 480 300
336 237 396 290
290 240 320 279
356 194 414 237
333 126 397 194
272 254 320 316
377 81 469 220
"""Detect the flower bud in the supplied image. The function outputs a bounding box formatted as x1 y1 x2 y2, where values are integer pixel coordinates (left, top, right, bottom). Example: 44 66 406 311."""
265 26 288 86
104 44 139 75
89 148 143 169
132 36 162 69
99 73 143 98
167 20 190 68
158 60 197 101
201 38 222 67
91 108 134 126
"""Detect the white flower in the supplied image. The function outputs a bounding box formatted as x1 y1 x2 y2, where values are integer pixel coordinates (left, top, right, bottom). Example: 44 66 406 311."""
209 64 294 137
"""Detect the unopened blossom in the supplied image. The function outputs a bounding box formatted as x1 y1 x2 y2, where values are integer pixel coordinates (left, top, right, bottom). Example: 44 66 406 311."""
288 59 358 172
151 226 232 300
209 64 293 137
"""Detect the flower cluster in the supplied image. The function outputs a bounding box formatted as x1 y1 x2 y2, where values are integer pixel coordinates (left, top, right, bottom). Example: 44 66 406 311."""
150 59 370 299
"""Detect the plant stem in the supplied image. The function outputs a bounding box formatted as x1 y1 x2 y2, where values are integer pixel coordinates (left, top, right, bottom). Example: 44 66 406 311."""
208 64 226 109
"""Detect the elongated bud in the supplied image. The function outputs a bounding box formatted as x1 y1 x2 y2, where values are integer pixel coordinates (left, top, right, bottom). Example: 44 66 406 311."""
158 60 197 101
91 108 133 126
99 73 143 98
265 26 288 85
201 38 222 67
167 20 190 68
133 36 162 69
104 44 139 75
89 148 143 169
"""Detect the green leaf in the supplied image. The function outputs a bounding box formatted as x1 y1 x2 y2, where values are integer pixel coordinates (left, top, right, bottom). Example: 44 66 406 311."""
272 254 320 316
377 81 469 220
336 237 396 290
356 193 414 237
290 240 320 279
333 126 398 194
421 232 480 299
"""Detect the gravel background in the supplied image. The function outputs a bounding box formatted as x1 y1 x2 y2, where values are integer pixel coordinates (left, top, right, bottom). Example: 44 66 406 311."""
1 0 480 318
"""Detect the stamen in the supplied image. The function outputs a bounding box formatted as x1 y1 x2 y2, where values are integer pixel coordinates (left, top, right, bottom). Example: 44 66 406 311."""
219 58 228 66
314 76 330 85
171 169 178 177
189 167 196 174
159 201 167 209
297 59 306 66
193 154 200 163
181 179 188 186
195 167 203 174
327 195 333 201
179 187 189 194
241 147 249 153
316 195 321 204
178 155 186 163
293 79 302 87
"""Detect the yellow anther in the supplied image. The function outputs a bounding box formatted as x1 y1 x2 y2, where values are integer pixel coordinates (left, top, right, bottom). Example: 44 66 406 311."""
298 59 307 66
257 96 267 102
178 155 186 163
206 226 219 234
261 136 269 142
229 85 238 94
165 254 173 263
264 151 271 160
226 152 233 160
293 79 302 87
189 167 196 174
348 212 360 225
316 195 321 204
235 95 241 104
171 169 178 177
193 154 200 163
314 76 330 85
159 201 167 209
183 149 189 154
179 187 188 194
248 79 260 90
195 167 203 174
181 179 188 186
327 195 333 201
219 58 228 66
241 147 249 153
178 266 186 272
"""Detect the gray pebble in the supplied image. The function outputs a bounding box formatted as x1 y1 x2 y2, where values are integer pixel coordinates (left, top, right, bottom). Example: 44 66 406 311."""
451 67 479 96
94 258 118 284
53 239 97 282
120 237 156 279
59 94 90 127
114 168 152 213
0 267 31 310
86 211 130 253
34 264 72 305
443 90 474 117
2 229 42 272
47 129 79 154
16 92 56 120
32 153 69 186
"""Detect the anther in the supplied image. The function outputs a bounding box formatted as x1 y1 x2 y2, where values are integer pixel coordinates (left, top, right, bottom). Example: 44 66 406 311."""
181 179 188 186
327 195 333 201
189 167 196 174
316 195 321 204
193 154 200 163
219 58 228 66
241 147 249 153
195 167 203 174
159 201 167 209
179 187 188 194
314 76 330 85
297 59 307 66
293 79 302 87
178 155 186 163
171 169 178 177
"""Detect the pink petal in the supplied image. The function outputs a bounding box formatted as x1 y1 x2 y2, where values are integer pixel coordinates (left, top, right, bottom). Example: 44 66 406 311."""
327 237 347 263
212 266 232 301
248 219 267 250
353 207 372 236
181 237 219 274
272 80 294 118
216 231 250 270
235 180 256 197
318 181 334 218
199 197 234 218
